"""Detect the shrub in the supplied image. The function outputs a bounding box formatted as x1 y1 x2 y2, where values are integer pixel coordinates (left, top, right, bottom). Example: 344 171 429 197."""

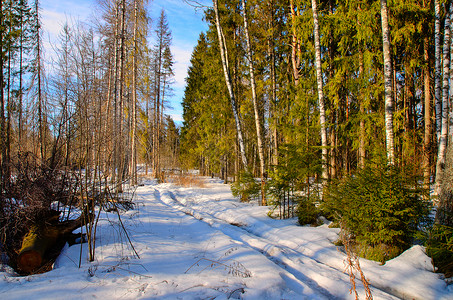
425 141 453 277
322 162 430 262
296 195 320 226
230 170 260 202
426 220 453 277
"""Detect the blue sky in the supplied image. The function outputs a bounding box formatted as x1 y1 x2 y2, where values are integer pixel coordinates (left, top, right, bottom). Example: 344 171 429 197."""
40 0 211 124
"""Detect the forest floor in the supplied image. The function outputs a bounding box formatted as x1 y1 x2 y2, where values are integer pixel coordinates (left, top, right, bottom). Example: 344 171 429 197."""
0 177 452 299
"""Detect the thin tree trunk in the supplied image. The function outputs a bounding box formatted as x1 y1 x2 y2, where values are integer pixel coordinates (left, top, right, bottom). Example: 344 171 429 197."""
241 0 266 205
111 2 120 186
436 3 452 194
155 36 162 180
0 1 5 187
131 0 139 186
270 38 278 168
423 35 432 194
290 0 300 85
435 0 442 140
35 0 45 160
6 33 11 171
213 0 248 168
380 0 395 164
117 0 126 192
311 0 328 181
19 9 24 152
267 0 278 169
359 50 366 168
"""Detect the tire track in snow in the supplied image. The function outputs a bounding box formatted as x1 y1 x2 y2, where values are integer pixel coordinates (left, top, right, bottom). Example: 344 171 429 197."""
154 187 398 300
152 188 332 299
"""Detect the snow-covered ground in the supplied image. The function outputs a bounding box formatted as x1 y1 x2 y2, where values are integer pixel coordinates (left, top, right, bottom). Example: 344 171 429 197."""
1 177 452 299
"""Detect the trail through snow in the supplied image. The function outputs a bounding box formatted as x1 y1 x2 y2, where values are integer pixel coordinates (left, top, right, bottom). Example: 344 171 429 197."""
1 178 452 299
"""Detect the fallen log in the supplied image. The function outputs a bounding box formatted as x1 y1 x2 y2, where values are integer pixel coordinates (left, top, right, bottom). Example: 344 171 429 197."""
17 213 90 273
17 225 59 273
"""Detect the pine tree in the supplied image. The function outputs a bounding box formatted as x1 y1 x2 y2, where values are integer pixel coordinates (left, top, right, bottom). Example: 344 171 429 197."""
151 9 174 180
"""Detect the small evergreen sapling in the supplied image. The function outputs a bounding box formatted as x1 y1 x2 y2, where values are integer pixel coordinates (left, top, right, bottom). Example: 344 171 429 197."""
322 161 430 262
230 170 260 202
427 142 453 277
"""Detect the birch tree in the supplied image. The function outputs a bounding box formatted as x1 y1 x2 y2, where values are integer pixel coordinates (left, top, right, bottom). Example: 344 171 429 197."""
212 0 247 168
436 3 452 194
311 0 328 181
241 0 266 205
434 0 441 140
380 0 395 164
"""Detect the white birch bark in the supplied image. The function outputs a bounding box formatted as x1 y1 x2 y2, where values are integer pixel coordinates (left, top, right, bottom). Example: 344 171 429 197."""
213 0 248 168
380 0 395 165
435 0 442 140
311 0 328 181
436 3 453 194
241 0 266 205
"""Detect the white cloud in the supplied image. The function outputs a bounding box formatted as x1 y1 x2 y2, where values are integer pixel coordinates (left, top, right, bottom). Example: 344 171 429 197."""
41 10 67 37
167 112 184 125
171 44 194 88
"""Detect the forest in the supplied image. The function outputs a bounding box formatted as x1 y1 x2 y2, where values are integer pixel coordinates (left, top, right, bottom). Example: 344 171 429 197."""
181 0 453 275
0 0 452 288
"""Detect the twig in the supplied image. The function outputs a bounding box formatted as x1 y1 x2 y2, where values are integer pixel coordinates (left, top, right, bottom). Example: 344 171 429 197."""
185 257 251 278
183 0 210 10
105 186 140 259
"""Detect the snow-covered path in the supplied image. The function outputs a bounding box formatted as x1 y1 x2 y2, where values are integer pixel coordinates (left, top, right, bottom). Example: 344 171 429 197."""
1 178 452 299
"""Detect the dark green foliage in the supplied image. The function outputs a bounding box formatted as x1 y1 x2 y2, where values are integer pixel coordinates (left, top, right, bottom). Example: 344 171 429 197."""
427 143 453 277
322 161 430 262
296 195 320 226
426 221 453 278
267 144 321 220
230 170 260 202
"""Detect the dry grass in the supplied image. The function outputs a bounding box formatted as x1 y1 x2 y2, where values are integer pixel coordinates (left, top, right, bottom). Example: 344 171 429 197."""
138 171 206 188
169 173 206 188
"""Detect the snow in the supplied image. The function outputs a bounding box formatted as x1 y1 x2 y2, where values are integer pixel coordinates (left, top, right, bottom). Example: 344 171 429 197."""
1 177 452 299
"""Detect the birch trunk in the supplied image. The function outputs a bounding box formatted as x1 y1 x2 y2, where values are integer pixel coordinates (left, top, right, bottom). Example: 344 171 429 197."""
380 0 395 165
436 3 452 194
435 0 442 140
213 0 248 168
241 0 266 205
311 0 328 181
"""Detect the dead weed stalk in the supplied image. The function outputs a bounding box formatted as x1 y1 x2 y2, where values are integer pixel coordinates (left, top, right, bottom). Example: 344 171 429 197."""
341 228 373 300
